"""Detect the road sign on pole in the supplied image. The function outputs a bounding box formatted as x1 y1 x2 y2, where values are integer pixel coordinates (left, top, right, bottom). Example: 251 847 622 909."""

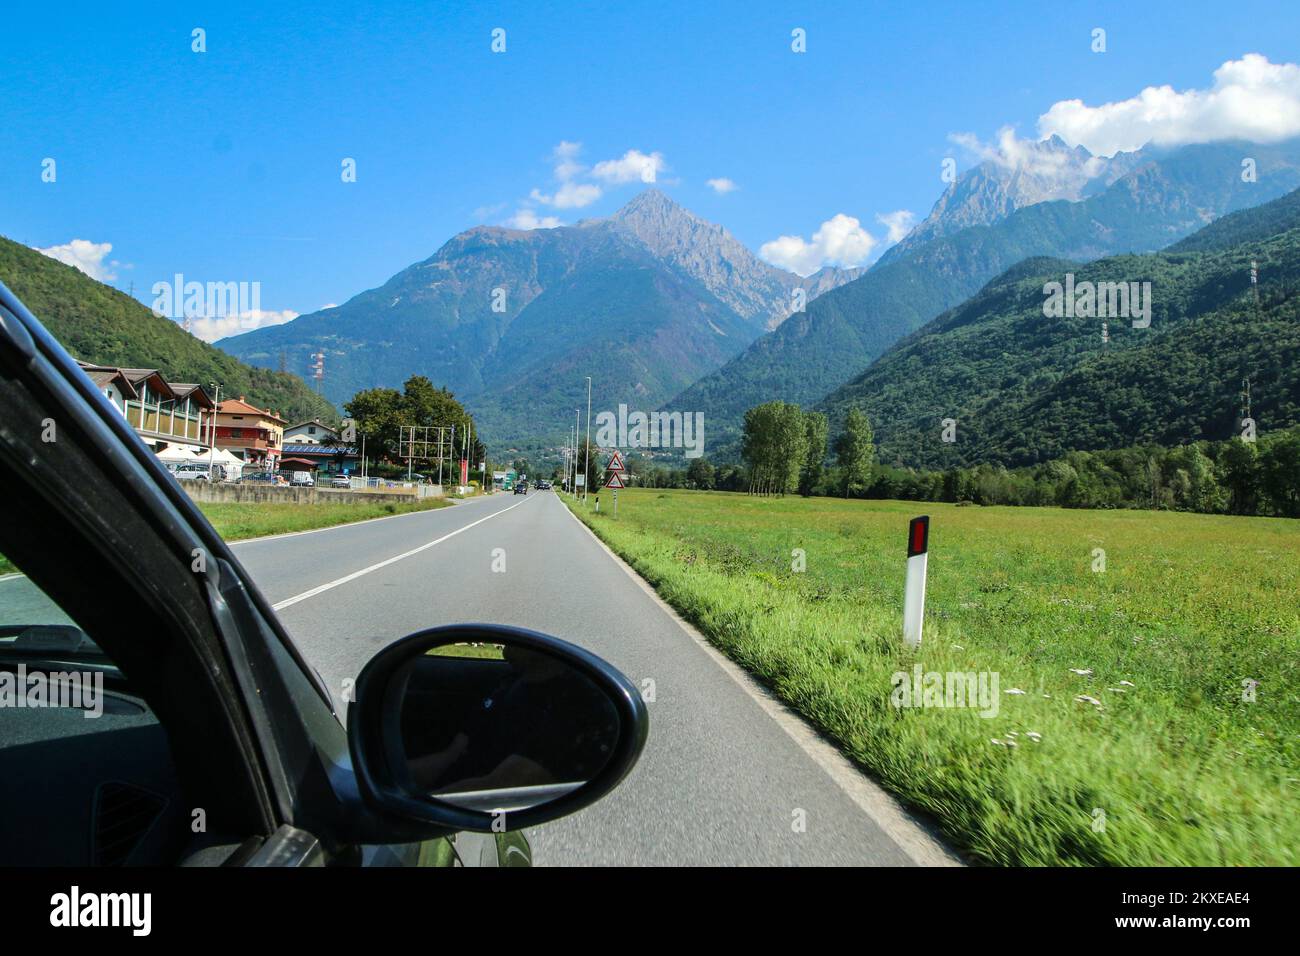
607 450 626 473
606 472 625 489
903 515 929 648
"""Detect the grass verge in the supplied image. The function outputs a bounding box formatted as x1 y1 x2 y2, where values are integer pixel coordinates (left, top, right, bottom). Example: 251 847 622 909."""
565 488 1299 866
0 497 452 575
198 497 451 541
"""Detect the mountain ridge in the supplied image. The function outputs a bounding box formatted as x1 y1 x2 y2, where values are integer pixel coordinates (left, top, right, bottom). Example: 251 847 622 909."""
668 139 1300 456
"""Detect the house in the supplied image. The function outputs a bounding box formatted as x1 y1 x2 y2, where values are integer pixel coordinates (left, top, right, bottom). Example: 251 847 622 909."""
214 397 287 471
284 418 341 445
78 362 216 455
279 441 360 477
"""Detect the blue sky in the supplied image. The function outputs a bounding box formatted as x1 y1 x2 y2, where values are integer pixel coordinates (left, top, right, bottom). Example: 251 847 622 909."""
3 0 1299 339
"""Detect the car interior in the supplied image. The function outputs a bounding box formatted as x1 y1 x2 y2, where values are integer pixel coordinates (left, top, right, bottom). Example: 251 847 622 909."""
0 359 276 866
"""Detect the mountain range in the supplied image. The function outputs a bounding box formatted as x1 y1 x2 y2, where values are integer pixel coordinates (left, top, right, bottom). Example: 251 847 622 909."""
669 139 1300 455
219 190 862 450
79 132 1300 465
817 185 1300 468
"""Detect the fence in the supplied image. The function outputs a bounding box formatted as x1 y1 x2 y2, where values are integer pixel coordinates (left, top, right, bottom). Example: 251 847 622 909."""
180 480 442 506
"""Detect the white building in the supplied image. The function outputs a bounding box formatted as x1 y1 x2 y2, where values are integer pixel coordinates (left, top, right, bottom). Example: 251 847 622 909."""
284 418 341 445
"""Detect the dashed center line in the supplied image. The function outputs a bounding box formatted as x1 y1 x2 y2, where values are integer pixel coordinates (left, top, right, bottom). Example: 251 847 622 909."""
271 494 535 611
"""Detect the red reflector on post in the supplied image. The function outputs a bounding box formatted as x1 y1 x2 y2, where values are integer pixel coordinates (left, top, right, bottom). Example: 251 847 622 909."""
907 515 929 557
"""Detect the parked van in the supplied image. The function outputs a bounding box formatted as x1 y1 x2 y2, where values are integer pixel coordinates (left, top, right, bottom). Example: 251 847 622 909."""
173 463 214 482
288 470 315 487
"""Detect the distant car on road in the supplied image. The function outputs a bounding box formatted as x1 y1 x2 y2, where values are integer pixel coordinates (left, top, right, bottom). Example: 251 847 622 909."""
330 475 351 488
536 480 551 490
514 481 528 495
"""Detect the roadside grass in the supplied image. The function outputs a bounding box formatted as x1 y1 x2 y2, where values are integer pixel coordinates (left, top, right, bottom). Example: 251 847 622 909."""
0 497 453 576
565 488 1299 866
198 497 451 542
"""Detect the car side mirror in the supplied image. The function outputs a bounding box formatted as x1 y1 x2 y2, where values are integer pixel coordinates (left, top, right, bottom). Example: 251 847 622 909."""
348 623 648 834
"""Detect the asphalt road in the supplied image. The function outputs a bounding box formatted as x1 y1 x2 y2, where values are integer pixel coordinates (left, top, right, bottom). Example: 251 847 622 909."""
231 490 959 866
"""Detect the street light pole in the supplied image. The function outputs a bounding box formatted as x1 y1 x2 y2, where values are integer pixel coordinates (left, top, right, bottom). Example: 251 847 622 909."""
583 376 592 502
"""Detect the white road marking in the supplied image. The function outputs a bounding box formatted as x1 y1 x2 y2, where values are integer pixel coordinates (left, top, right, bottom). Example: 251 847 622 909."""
559 497 963 867
271 494 535 611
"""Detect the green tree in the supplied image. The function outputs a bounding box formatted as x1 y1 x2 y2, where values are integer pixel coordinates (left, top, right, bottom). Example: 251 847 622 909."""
834 407 875 498
799 411 828 496
1259 429 1300 517
741 401 806 495
1219 438 1261 515
344 387 404 458
686 457 716 490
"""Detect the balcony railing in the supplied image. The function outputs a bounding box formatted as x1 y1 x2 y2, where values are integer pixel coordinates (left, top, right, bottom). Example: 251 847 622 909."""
124 400 207 443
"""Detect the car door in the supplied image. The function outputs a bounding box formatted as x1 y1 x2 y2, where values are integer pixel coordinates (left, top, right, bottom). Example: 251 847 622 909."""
0 283 460 866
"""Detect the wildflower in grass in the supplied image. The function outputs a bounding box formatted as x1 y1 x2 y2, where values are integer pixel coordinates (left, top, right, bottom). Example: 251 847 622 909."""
1119 680 1135 687
1005 688 1026 695
1026 731 1043 742
1070 668 1093 676
1074 694 1102 707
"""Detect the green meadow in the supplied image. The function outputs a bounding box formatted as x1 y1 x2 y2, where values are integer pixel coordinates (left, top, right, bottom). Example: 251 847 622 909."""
568 489 1299 866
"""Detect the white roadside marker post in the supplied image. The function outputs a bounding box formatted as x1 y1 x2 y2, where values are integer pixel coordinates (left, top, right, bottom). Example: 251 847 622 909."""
903 515 929 649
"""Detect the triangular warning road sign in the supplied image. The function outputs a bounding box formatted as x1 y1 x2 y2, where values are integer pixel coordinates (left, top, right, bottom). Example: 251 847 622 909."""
607 450 626 472
606 472 625 489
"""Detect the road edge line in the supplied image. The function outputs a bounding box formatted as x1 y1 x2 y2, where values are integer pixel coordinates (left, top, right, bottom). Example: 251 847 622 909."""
561 500 964 868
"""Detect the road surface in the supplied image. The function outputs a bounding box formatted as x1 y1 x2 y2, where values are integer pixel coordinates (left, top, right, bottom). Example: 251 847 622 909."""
232 490 958 866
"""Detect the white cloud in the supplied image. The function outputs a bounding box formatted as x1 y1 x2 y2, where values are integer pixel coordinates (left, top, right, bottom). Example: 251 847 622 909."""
876 210 917 245
195 309 299 343
492 142 670 230
529 141 603 209
1038 54 1300 157
552 140 585 181
530 181 602 209
591 149 666 184
760 214 878 276
505 208 562 230
34 239 120 281
706 177 738 194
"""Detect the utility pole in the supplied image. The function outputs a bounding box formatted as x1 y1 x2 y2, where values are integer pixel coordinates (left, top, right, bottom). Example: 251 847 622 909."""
575 408 581 498
208 382 222 478
584 376 592 502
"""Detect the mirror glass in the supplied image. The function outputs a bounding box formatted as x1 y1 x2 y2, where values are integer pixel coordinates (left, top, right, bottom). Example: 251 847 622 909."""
396 641 622 813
